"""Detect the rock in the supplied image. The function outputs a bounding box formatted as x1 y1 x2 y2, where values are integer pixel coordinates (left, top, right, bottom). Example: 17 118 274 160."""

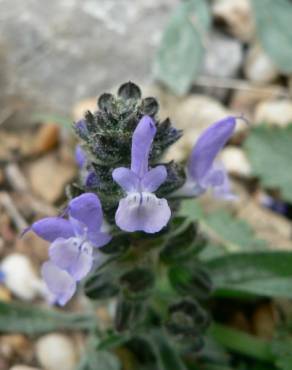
251 303 277 339
199 179 292 250
203 32 243 79
164 95 233 161
0 0 176 116
220 147 251 177
289 76 292 96
33 123 60 154
1 253 44 300
200 32 243 100
254 99 292 127
73 97 98 122
0 334 33 362
212 0 255 42
244 44 279 84
10 366 41 370
0 286 12 301
27 153 75 203
229 311 251 333
36 334 78 370
230 86 284 118
237 198 292 250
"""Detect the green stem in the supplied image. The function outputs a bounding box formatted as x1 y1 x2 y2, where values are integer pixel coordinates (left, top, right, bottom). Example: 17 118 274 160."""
210 323 275 363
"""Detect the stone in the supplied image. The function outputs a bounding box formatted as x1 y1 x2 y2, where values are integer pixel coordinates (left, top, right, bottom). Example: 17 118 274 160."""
27 153 76 203
212 0 255 42
203 32 243 79
220 147 251 177
230 86 285 118
73 97 98 122
10 366 41 370
33 123 60 154
1 334 33 362
244 44 279 84
251 303 277 339
0 0 176 116
237 198 292 250
254 99 292 127
200 32 243 100
289 76 292 96
36 334 78 370
0 253 44 300
0 286 12 301
164 95 232 161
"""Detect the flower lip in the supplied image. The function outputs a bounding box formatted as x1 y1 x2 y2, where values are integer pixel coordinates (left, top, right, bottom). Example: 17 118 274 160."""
28 193 111 306
113 115 171 233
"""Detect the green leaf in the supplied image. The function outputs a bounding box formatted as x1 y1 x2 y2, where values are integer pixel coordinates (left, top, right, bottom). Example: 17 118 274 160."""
206 251 292 298
271 335 292 370
251 0 292 73
180 201 266 253
147 331 187 370
77 350 121 370
244 125 292 202
210 323 274 363
153 0 210 95
0 301 95 334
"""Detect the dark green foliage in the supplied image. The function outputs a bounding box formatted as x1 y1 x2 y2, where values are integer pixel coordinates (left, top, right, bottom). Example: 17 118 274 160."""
0 301 94 334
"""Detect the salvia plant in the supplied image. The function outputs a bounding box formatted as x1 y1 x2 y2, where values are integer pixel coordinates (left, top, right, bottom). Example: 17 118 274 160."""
25 82 245 368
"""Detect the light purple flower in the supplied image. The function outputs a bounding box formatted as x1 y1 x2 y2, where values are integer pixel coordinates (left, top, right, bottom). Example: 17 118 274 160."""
29 193 111 305
75 145 87 168
113 116 171 233
177 116 237 199
75 145 99 188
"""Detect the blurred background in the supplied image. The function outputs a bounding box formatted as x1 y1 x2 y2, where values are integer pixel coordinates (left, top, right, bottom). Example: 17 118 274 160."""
1 0 292 369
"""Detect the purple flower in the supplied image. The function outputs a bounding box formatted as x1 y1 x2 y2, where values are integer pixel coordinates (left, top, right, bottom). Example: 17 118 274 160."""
75 145 99 188
29 193 111 305
0 269 5 283
113 116 171 233
75 145 87 168
177 116 237 199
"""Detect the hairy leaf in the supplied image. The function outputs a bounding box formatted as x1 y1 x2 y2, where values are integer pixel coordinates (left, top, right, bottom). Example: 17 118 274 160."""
245 125 292 202
0 301 94 334
251 0 292 73
154 0 210 94
207 251 292 298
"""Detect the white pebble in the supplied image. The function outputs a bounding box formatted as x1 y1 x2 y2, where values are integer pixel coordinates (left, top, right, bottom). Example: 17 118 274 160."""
220 147 251 177
244 45 278 83
10 366 41 370
36 333 78 370
255 100 292 127
1 254 44 301
212 0 255 42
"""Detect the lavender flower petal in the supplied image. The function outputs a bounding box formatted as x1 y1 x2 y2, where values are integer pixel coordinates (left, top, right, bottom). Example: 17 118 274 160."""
87 231 112 248
201 162 236 200
131 116 156 177
68 193 103 232
188 116 236 182
112 167 139 192
42 261 76 306
49 237 93 281
115 193 171 233
75 145 86 168
141 165 167 192
31 217 74 242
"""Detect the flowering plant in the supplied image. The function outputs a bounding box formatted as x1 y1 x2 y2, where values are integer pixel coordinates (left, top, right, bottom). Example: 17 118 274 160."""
27 82 245 368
